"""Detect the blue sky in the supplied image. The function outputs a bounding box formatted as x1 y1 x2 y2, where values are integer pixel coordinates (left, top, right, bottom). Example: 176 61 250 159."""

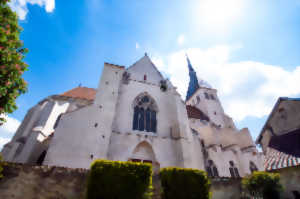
1 0 300 148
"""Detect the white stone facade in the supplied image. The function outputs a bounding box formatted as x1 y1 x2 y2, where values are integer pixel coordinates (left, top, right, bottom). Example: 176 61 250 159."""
2 55 263 177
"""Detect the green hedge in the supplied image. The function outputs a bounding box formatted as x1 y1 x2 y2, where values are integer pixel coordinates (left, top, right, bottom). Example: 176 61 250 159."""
86 160 152 199
160 167 211 199
242 171 282 199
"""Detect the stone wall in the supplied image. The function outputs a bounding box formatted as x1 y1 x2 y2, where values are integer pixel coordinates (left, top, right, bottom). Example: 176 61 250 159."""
272 166 300 199
1 162 299 199
0 162 88 199
211 178 242 199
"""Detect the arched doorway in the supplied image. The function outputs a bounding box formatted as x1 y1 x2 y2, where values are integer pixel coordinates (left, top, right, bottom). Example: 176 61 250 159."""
129 141 160 173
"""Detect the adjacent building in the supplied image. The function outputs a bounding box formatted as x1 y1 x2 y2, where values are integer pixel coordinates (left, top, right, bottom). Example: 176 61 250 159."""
256 97 300 170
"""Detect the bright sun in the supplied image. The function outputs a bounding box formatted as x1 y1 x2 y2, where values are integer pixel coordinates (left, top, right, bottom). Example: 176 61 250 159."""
197 0 245 31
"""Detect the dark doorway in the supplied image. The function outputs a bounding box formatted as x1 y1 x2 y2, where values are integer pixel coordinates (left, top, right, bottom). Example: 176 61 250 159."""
36 150 47 165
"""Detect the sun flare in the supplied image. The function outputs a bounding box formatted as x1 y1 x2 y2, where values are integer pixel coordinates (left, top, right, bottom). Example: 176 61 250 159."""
197 0 245 30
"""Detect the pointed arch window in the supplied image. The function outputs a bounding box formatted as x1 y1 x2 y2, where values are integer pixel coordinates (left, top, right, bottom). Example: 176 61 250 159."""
250 161 258 173
132 94 157 133
229 161 240 178
206 159 219 178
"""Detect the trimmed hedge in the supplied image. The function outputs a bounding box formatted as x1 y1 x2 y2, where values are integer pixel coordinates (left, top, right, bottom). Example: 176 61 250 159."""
160 167 211 199
242 171 282 199
86 160 152 199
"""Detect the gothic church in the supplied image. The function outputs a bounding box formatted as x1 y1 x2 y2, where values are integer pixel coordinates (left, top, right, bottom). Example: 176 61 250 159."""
2 54 263 177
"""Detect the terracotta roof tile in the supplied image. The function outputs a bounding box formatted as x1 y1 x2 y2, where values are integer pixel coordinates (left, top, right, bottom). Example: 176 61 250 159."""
186 105 210 121
60 87 96 101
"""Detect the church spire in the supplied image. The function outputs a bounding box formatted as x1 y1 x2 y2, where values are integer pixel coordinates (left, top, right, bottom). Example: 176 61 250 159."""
186 54 200 101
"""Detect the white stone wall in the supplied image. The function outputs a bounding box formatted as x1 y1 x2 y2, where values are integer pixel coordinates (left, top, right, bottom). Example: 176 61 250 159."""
187 88 226 128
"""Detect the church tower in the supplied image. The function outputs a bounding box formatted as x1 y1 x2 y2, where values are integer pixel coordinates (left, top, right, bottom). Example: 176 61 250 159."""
186 55 200 101
185 56 230 128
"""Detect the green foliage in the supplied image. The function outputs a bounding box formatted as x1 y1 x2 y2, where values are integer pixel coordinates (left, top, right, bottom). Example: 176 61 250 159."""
0 0 28 124
242 171 282 199
86 159 153 199
160 167 211 199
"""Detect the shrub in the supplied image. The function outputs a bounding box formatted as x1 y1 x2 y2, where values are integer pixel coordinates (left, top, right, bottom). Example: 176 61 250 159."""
160 167 211 199
242 171 282 199
86 159 152 199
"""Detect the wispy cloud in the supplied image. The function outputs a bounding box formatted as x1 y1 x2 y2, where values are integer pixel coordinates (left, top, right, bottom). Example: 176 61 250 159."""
8 0 55 20
152 45 300 122
177 34 185 45
136 42 140 49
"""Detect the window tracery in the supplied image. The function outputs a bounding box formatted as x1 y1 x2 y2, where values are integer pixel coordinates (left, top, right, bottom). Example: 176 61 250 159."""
132 94 157 133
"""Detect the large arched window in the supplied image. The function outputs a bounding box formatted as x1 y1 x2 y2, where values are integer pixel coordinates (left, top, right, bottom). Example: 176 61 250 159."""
229 161 240 178
132 94 157 133
250 161 258 173
206 159 219 178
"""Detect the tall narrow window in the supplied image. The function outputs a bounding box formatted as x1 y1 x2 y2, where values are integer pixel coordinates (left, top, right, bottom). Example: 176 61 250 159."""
144 75 147 81
250 161 258 173
139 108 145 131
145 108 151 132
206 160 219 178
196 96 201 104
132 93 157 133
229 161 240 178
133 106 139 130
204 93 209 99
151 110 156 133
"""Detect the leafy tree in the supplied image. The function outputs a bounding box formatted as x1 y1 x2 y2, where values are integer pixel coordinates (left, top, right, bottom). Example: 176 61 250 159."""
0 0 28 124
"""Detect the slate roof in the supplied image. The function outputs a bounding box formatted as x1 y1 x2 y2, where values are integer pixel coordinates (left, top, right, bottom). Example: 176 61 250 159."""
186 105 210 121
60 87 96 101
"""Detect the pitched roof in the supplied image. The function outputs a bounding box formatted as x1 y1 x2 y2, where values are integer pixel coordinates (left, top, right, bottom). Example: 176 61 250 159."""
256 97 300 144
264 147 300 171
186 105 210 121
60 87 96 101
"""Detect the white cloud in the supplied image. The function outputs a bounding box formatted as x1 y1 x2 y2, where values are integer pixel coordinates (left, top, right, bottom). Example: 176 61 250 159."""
0 115 20 135
152 45 300 122
136 42 140 49
0 137 10 150
177 34 185 45
8 0 55 20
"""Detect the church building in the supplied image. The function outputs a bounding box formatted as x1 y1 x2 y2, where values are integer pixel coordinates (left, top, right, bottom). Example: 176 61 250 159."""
2 54 263 177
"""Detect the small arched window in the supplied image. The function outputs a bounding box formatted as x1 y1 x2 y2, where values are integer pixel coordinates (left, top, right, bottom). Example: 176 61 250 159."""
206 159 219 178
250 161 258 173
204 93 210 99
196 96 201 104
132 94 157 133
229 161 240 178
